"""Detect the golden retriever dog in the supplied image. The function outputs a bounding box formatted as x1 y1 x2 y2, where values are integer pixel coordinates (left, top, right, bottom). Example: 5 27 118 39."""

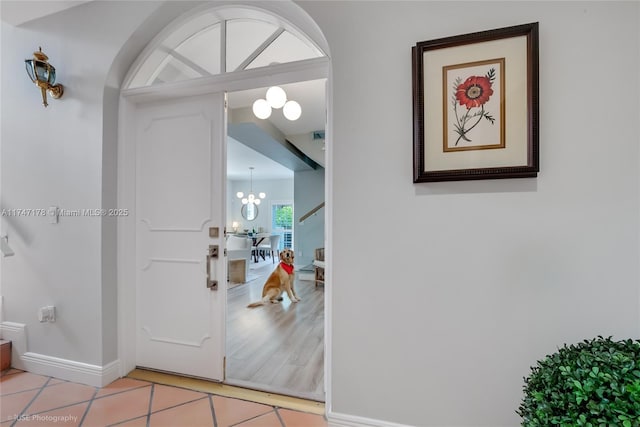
247 248 300 308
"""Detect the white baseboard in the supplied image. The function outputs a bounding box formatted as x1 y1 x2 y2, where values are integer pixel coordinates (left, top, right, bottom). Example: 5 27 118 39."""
1 321 27 370
328 411 415 427
21 353 120 388
0 321 120 387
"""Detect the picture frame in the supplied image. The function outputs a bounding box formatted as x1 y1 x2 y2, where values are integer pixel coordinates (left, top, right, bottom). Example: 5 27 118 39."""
412 23 539 182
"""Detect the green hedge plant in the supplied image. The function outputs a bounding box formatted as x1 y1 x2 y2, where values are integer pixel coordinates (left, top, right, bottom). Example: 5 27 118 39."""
518 336 640 427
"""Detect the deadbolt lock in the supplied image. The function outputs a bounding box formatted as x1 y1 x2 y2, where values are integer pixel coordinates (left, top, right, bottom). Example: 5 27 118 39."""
208 245 219 258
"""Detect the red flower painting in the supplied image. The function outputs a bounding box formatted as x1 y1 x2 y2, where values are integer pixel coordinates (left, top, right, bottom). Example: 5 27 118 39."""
456 76 493 109
451 68 496 146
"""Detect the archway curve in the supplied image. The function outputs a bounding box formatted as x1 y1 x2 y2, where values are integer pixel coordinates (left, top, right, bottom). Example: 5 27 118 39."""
122 3 328 89
107 0 333 411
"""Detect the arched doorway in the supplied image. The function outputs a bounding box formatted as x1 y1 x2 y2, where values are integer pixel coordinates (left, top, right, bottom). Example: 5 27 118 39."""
115 1 331 404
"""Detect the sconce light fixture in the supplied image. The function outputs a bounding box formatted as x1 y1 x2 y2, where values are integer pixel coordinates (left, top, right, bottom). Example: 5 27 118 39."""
252 86 301 121
25 47 64 107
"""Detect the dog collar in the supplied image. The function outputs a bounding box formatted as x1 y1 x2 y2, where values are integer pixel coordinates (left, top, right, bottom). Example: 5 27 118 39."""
280 262 294 274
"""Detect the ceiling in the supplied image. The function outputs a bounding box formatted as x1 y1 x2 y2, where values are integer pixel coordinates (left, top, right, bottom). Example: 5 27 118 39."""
227 136 293 181
2 1 327 181
0 1 92 26
228 80 326 138
227 79 327 180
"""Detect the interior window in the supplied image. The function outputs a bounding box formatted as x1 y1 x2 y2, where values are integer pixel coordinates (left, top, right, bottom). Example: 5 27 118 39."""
226 19 279 72
126 9 326 89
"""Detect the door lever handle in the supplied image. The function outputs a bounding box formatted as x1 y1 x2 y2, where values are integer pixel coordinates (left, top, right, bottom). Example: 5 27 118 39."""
206 245 218 290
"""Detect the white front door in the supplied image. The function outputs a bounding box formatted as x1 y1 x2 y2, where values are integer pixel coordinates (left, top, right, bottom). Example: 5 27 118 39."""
134 93 226 381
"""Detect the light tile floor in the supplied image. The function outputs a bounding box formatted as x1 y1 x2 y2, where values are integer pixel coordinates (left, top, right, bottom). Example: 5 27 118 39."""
0 370 327 427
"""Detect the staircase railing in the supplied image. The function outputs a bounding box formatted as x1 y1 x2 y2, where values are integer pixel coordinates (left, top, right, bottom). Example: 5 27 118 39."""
299 202 325 223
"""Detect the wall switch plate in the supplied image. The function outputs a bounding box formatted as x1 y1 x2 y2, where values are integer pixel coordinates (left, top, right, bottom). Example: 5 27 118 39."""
38 306 55 323
0 235 14 257
48 206 59 224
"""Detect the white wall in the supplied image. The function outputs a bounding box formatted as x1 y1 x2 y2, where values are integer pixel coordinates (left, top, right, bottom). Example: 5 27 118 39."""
294 168 324 266
300 1 639 425
0 1 164 366
1 1 638 426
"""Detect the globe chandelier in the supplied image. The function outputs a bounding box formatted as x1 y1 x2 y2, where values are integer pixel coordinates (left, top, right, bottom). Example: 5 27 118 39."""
252 86 301 121
236 167 265 206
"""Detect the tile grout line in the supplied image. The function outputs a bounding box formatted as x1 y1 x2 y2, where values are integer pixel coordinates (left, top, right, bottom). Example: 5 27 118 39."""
274 407 286 427
209 394 218 427
228 408 278 427
110 394 211 426
1 386 49 398
104 384 157 426
77 386 100 427
145 383 155 427
11 380 154 422
5 372 326 426
9 376 52 427
2 374 163 427
149 396 209 415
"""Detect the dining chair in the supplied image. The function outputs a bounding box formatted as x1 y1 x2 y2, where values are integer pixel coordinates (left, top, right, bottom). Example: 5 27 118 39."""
252 233 271 262
258 234 281 263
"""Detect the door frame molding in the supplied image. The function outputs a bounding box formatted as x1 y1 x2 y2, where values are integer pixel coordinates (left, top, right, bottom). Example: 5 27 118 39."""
116 57 332 405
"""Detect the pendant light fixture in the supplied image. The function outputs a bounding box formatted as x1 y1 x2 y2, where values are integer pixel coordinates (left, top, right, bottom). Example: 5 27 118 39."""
252 86 301 121
236 167 266 206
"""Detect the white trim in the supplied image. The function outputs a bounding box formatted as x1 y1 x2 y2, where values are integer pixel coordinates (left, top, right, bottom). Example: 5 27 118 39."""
21 353 120 388
122 57 329 104
118 61 329 375
117 96 138 378
0 321 27 370
0 321 119 387
328 412 415 427
122 2 328 90
235 27 285 72
116 0 332 416
324 61 334 417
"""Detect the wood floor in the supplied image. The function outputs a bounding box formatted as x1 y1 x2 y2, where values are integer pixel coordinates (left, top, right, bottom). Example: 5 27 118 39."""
226 259 325 402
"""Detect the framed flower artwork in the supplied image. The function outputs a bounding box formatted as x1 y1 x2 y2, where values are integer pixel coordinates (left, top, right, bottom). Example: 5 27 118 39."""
412 23 539 182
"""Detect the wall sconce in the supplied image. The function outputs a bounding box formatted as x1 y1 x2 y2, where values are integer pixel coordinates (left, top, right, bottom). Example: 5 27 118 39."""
25 47 64 107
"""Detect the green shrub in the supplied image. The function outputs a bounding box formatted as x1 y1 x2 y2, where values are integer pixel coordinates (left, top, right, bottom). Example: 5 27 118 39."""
518 336 640 427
